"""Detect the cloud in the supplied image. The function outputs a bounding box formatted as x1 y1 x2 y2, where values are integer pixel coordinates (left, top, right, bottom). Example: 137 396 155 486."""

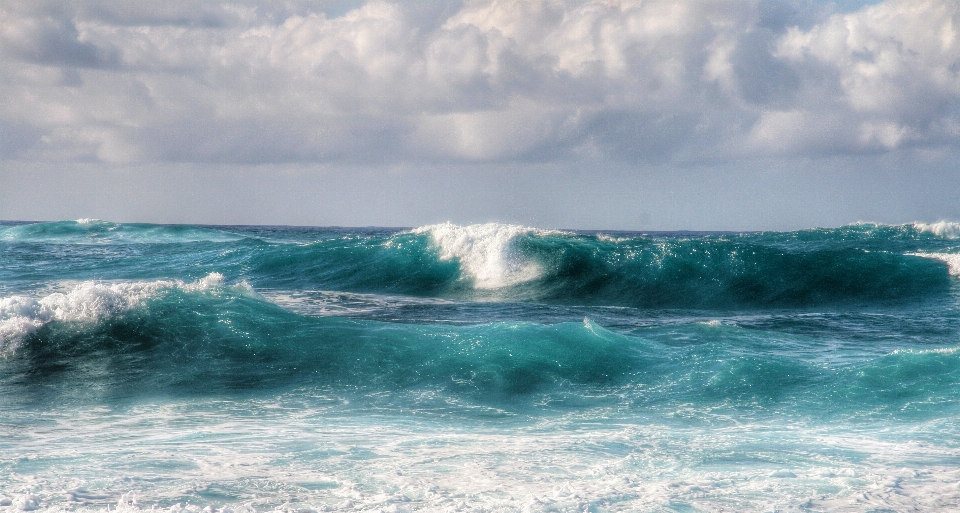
0 0 957 165
762 0 960 153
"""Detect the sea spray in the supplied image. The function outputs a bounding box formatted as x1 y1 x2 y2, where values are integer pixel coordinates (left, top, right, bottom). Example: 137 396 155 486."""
411 222 562 288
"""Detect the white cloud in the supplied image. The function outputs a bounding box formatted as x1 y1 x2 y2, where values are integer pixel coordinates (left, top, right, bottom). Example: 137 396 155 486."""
767 0 960 153
0 0 957 165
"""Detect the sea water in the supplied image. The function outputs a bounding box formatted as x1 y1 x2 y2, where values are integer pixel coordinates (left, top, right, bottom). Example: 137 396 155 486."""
2 220 960 512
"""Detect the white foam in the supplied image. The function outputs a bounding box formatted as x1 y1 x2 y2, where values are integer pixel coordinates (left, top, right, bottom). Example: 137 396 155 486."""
260 289 453 318
13 495 39 511
913 221 960 238
7 402 960 513
595 233 632 243
412 222 561 289
0 273 230 355
907 252 960 276
892 345 960 356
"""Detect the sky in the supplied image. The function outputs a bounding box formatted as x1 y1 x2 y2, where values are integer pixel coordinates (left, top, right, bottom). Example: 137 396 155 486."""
1 0 958 230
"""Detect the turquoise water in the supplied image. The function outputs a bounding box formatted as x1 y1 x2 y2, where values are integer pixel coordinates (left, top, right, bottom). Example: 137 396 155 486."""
3 220 960 512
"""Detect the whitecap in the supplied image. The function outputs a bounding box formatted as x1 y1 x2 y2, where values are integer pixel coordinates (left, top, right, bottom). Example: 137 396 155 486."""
0 273 233 355
595 233 632 243
906 252 960 276
912 221 960 239
411 222 564 289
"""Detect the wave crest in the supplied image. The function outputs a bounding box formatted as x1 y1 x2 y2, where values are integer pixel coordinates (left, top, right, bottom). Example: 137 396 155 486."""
912 221 960 238
412 222 561 289
0 273 232 355
907 252 960 276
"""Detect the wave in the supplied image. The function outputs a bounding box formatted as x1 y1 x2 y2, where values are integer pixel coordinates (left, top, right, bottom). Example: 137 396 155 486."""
912 221 960 239
0 282 655 405
0 220 244 243
411 222 564 289
0 273 248 354
248 222 953 308
829 220 960 240
907 252 960 276
3 281 960 419
3 221 957 309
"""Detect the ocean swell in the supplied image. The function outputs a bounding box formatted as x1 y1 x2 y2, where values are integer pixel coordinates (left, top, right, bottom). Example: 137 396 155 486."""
3 281 959 420
246 223 954 308
0 219 244 243
3 221 957 311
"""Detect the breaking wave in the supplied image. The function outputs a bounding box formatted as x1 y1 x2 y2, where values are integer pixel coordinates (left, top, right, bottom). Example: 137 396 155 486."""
1 279 959 419
3 221 958 309
411 222 561 289
907 252 960 276
0 273 247 354
912 221 960 239
249 222 953 308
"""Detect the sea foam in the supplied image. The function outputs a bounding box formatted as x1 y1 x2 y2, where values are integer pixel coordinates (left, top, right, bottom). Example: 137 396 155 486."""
912 221 960 238
907 252 960 276
6 407 960 513
412 223 560 289
0 273 231 355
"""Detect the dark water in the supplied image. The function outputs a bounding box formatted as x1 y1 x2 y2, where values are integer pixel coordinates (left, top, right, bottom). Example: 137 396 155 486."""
3 220 960 512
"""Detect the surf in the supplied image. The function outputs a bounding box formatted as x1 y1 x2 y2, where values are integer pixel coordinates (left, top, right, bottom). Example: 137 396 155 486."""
5 220 960 512
226 222 955 308
3 274 960 423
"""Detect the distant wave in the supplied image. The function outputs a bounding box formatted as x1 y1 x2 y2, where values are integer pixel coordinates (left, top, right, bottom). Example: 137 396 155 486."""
411 222 567 289
912 221 960 239
350 223 952 307
192 222 960 307
838 220 960 239
2 221 956 309
0 219 245 243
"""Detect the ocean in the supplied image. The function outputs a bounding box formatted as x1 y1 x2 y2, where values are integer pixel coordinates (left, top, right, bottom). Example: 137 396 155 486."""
2 219 960 512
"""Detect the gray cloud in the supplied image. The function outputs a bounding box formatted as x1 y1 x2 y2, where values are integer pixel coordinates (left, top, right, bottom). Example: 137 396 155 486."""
0 0 957 166
0 15 119 68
